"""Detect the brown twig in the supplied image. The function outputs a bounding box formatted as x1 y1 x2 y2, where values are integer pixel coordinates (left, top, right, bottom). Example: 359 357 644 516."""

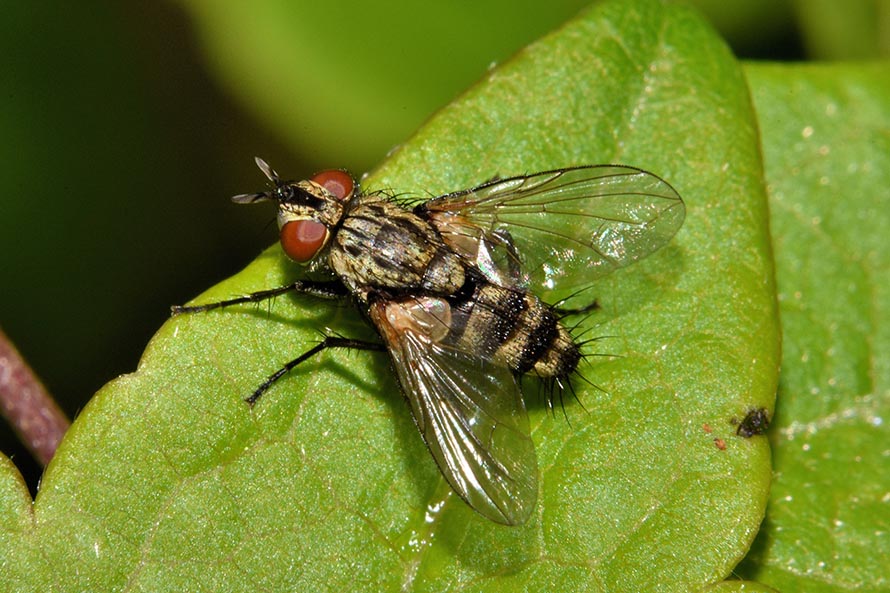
0 326 70 465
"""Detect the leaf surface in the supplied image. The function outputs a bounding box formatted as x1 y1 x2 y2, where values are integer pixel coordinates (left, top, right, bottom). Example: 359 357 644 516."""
738 62 890 593
1 1 777 591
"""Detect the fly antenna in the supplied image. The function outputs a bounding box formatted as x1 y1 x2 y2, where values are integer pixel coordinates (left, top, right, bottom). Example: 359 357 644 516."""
231 157 282 203
254 156 281 184
231 192 270 204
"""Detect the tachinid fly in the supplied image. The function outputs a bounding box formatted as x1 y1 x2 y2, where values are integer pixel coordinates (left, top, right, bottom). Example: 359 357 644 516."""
173 158 685 525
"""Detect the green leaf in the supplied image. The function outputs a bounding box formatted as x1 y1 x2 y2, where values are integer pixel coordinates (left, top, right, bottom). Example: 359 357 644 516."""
737 63 890 592
700 581 781 593
2 1 777 590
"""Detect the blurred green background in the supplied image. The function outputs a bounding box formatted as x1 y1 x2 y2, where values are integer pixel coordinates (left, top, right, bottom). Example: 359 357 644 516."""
1 1 886 487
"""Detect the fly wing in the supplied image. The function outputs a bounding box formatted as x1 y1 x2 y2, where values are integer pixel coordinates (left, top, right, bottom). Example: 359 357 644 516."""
420 165 685 304
369 298 538 525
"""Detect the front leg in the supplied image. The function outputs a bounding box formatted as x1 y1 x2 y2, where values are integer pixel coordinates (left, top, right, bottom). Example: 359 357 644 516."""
171 279 349 315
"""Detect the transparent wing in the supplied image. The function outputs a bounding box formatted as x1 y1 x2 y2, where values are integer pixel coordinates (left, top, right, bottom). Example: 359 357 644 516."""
370 298 537 525
420 165 685 304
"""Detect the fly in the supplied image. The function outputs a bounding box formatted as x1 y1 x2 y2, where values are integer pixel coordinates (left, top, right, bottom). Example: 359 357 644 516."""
172 157 686 525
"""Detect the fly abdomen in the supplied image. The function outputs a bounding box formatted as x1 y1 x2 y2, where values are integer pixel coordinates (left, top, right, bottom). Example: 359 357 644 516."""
448 281 580 379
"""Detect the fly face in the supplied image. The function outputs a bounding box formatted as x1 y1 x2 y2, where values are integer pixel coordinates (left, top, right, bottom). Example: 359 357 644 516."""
174 158 685 525
233 157 355 266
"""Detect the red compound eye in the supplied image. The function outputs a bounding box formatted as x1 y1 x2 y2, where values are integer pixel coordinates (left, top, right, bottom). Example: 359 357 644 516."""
311 170 354 200
280 220 328 263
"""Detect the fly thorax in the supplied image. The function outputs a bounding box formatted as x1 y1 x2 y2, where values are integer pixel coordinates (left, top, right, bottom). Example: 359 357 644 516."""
330 198 465 294
420 249 466 294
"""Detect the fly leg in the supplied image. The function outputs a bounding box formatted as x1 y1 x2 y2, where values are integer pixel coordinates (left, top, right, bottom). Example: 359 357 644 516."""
245 337 386 406
554 300 600 317
171 281 384 406
170 279 348 315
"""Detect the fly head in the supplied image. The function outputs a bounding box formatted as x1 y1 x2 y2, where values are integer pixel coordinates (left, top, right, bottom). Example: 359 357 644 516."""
232 157 357 265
